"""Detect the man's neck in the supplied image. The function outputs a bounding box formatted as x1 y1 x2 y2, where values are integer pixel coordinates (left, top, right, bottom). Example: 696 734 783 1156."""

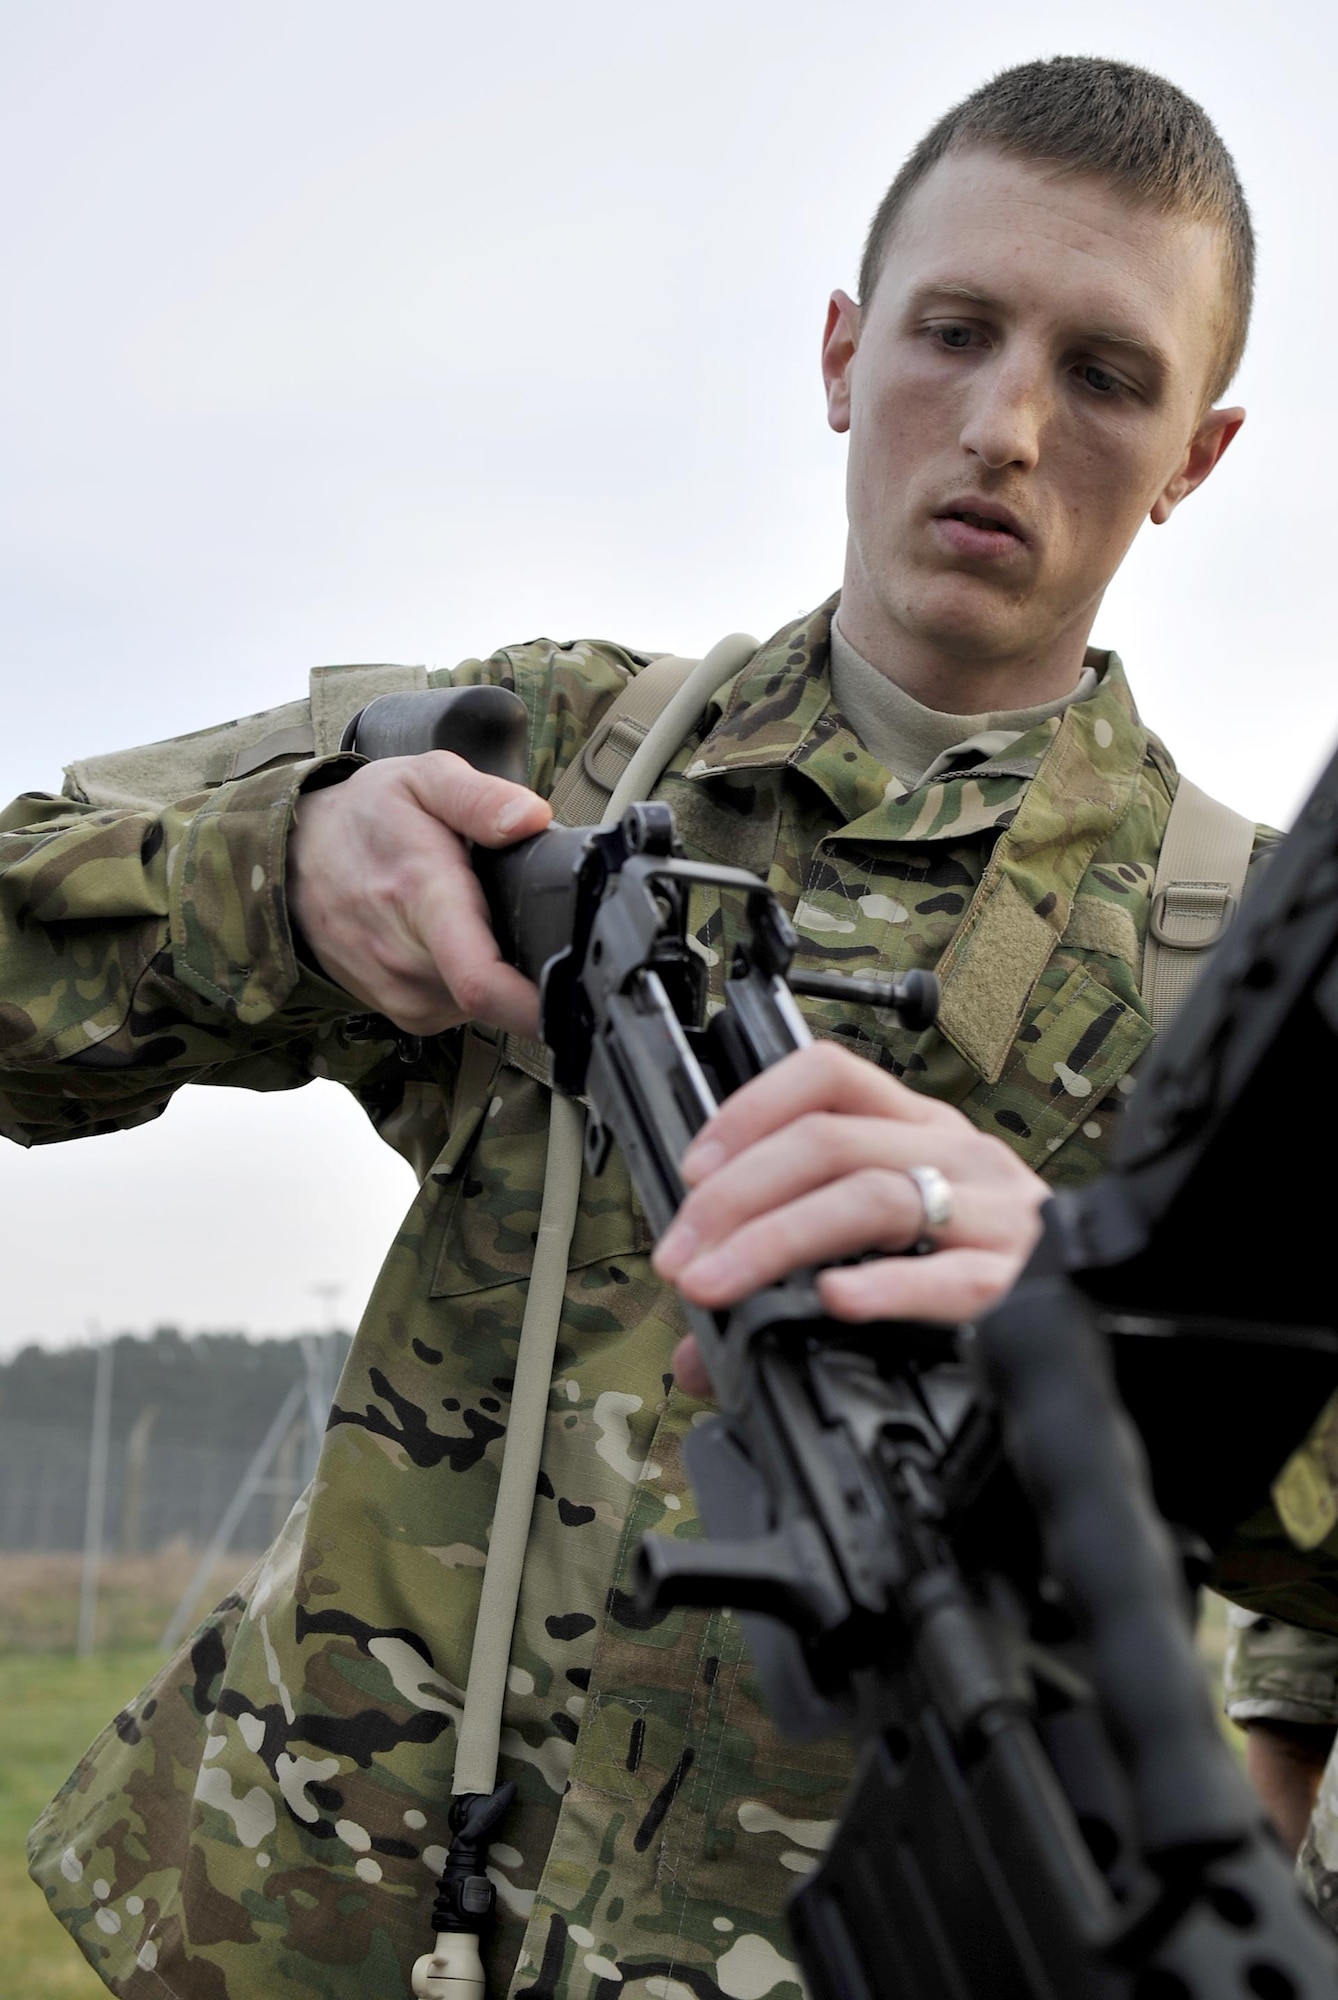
828 622 1100 790
836 568 1098 713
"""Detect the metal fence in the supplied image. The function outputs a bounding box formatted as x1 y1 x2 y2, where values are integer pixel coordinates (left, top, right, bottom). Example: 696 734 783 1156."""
0 1413 303 1554
0 1330 347 1558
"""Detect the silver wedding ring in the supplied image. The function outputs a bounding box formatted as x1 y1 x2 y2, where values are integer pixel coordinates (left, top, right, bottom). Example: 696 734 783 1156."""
904 1163 953 1243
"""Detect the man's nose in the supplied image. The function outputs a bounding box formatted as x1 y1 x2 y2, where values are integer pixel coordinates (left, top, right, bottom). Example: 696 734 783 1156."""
958 355 1044 472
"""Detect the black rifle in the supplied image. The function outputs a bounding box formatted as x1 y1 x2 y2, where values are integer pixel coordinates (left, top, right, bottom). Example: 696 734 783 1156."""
351 685 1338 1998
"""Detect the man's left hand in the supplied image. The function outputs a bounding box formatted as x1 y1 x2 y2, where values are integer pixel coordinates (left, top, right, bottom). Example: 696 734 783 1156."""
651 1042 1048 1398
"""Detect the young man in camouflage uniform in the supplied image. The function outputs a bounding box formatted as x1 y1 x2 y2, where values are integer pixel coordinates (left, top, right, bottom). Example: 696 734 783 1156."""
8 52 1304 2000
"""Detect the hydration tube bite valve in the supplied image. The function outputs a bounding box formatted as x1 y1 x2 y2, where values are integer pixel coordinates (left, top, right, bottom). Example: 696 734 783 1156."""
411 1782 516 2000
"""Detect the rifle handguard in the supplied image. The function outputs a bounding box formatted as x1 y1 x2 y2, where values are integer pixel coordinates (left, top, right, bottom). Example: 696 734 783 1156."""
979 1272 1250 1869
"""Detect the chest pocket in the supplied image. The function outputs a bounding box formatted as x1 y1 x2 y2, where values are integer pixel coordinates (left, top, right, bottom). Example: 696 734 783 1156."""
956 959 1153 1175
429 1059 651 1299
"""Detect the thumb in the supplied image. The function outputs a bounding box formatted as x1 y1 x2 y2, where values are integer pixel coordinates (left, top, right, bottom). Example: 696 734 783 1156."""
403 751 553 847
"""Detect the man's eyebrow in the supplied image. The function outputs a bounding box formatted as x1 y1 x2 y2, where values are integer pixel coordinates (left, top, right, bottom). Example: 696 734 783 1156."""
907 281 1170 370
910 282 1000 312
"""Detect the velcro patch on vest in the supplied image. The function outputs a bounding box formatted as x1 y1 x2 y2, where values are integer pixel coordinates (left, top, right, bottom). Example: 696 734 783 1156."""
1060 893 1141 967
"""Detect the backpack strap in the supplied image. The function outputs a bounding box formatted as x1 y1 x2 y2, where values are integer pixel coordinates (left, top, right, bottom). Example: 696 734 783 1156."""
546 651 702 825
499 651 710 1085
1142 774 1256 1032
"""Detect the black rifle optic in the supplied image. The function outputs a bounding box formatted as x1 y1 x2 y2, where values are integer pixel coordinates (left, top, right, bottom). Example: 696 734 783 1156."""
351 684 1338 2000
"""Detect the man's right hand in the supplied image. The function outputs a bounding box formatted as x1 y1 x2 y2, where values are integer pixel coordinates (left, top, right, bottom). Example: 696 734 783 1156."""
286 751 552 1039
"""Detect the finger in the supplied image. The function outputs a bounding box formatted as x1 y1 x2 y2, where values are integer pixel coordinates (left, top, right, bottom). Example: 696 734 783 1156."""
322 842 536 1037
402 752 553 848
410 871 542 1037
657 1112 982 1276
681 1042 940 1182
358 951 540 1041
670 1171 1026 1307
453 960 542 1039
818 1245 1031 1324
670 1335 714 1400
671 1251 1034 1395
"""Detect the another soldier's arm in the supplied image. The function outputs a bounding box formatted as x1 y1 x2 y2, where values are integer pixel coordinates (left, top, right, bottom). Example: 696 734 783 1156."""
1225 1608 1338 1855
1245 1724 1334 1854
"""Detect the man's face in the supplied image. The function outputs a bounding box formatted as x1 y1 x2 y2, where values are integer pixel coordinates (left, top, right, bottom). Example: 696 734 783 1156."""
824 148 1242 689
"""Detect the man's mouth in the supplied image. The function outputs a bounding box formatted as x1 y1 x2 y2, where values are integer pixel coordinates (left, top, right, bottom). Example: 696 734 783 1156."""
953 508 1017 533
934 500 1029 558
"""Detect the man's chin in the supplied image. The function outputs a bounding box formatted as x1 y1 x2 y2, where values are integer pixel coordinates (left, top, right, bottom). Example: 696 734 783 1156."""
884 587 1040 669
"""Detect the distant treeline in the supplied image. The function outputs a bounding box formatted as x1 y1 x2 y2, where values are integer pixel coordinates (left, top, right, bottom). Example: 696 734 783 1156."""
0 1325 350 1439
0 1326 352 1554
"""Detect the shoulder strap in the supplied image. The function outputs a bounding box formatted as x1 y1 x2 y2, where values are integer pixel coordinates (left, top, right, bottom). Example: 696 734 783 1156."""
1142 775 1256 1032
547 651 700 827
228 662 432 779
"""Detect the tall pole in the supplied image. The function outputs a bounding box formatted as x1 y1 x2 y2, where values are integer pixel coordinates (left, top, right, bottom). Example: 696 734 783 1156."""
303 1283 343 1488
159 1378 306 1653
77 1335 114 1658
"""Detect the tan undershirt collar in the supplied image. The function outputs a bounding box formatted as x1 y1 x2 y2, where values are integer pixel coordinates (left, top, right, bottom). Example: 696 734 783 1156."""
829 620 1099 791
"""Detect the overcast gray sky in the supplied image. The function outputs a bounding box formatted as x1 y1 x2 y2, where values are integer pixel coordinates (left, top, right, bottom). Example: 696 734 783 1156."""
0 0 1331 1352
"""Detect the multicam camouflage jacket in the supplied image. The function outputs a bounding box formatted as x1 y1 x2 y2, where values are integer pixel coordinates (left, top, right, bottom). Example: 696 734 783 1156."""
10 599 1281 1997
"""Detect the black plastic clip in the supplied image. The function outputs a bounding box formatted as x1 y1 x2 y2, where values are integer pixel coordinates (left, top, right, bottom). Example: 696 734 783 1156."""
429 1781 517 1936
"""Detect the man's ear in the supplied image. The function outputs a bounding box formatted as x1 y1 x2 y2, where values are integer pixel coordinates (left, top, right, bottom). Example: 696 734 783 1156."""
822 289 861 435
1150 405 1245 525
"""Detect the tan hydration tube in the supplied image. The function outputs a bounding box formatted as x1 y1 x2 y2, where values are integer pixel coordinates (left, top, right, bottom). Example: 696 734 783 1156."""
411 633 757 2000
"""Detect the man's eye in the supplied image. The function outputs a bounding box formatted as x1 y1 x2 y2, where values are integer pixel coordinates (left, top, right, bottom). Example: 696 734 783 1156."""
935 325 975 350
1079 363 1120 395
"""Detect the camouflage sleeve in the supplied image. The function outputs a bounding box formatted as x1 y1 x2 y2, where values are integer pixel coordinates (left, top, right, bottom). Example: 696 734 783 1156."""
0 635 653 1153
1224 1605 1338 1725
0 755 365 1146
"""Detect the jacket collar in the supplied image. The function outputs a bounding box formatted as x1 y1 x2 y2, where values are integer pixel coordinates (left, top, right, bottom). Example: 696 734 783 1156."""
683 596 1147 849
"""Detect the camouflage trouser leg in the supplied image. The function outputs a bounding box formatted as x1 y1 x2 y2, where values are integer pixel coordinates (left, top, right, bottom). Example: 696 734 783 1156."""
1224 1605 1338 1930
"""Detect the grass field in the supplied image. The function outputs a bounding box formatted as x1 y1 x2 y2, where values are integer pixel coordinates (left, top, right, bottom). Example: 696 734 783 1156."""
0 1550 256 1998
0 1547 258 1654
0 1565 1240 1996
2 1648 162 1997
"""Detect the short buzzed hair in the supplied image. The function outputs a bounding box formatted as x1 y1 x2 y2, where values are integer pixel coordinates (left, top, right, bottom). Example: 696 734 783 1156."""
859 56 1254 403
